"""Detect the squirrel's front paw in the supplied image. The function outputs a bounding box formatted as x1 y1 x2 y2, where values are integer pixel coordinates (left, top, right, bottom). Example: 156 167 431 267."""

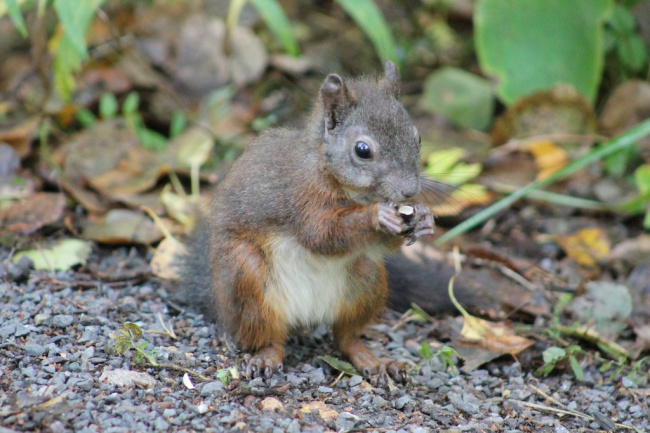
400 203 435 245
375 202 407 235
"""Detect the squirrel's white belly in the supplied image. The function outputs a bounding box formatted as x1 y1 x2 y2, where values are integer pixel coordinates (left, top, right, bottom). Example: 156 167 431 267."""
265 234 381 328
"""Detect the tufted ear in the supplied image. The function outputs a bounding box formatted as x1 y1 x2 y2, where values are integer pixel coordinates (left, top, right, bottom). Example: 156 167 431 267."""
381 60 400 98
320 74 356 131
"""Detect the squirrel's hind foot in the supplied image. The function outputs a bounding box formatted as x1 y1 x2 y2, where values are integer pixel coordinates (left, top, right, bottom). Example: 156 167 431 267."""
340 336 408 383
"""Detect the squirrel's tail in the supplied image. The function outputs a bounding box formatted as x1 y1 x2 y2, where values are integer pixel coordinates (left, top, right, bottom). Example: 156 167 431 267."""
177 217 219 322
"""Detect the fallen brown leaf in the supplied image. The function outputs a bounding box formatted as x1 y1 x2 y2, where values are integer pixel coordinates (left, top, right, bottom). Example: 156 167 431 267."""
448 275 534 372
260 397 284 412
82 209 162 245
0 193 65 234
300 401 338 423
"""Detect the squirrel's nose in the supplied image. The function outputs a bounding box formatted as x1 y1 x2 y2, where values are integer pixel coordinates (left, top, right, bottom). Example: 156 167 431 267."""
401 180 420 199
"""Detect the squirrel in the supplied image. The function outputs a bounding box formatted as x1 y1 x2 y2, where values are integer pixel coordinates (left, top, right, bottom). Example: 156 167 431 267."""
180 61 435 382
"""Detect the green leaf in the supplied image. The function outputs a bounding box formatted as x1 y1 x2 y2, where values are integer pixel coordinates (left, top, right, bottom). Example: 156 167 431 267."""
437 346 458 374
122 91 139 114
99 93 118 119
542 346 566 364
537 362 556 376
569 355 584 381
418 342 433 361
604 144 637 177
475 0 612 105
115 337 131 355
425 148 481 186
137 127 168 151
319 355 359 376
617 34 648 74
217 368 231 385
13 239 92 271
609 3 636 34
634 164 650 196
169 111 187 139
420 67 494 130
53 0 106 57
4 0 28 37
248 0 300 57
123 323 143 340
334 0 396 62
137 341 149 351
52 31 82 101
76 108 97 127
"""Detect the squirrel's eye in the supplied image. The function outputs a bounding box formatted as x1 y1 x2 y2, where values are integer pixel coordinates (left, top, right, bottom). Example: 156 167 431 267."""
354 141 372 159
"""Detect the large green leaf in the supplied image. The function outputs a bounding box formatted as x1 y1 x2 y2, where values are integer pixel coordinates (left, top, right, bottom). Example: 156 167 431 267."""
335 0 396 63
475 0 612 106
420 67 494 130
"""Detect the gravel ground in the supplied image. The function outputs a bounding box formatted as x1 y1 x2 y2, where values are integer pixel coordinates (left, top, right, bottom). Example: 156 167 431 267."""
1 246 648 433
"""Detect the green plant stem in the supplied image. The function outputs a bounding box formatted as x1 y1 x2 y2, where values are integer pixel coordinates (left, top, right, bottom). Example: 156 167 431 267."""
434 118 650 246
490 182 607 210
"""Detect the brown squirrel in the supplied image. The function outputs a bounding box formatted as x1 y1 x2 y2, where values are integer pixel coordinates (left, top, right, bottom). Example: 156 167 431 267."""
180 62 435 381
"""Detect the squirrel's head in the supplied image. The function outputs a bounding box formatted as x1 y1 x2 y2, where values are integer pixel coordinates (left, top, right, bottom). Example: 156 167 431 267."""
319 61 421 205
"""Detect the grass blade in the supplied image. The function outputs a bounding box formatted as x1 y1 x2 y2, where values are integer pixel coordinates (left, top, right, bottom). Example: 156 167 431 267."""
3 0 28 37
249 0 300 57
434 118 650 246
335 0 396 62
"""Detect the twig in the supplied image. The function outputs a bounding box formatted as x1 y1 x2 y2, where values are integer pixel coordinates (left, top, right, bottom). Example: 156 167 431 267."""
330 371 345 388
146 314 177 340
229 383 290 397
152 364 210 382
527 384 570 410
498 265 538 292
508 399 635 430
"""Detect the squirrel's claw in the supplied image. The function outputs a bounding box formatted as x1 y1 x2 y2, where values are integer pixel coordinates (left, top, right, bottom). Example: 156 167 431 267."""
376 203 407 235
241 352 284 379
386 361 407 383
405 203 435 243
366 361 408 385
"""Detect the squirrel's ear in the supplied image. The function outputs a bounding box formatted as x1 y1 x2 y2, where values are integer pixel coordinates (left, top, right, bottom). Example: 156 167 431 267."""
382 61 400 98
321 74 355 131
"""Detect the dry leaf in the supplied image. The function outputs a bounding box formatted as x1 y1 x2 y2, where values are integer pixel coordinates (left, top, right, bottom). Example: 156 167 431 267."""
300 401 338 422
448 275 533 372
0 193 65 234
491 85 597 147
13 239 92 271
607 234 650 267
151 236 186 280
0 116 40 157
600 80 650 159
525 139 569 179
159 185 198 229
82 209 162 245
260 397 284 412
568 281 632 338
555 228 610 268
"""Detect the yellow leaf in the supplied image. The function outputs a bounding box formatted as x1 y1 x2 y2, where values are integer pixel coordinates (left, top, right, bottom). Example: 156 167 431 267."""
555 228 610 268
525 139 569 180
449 276 533 355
